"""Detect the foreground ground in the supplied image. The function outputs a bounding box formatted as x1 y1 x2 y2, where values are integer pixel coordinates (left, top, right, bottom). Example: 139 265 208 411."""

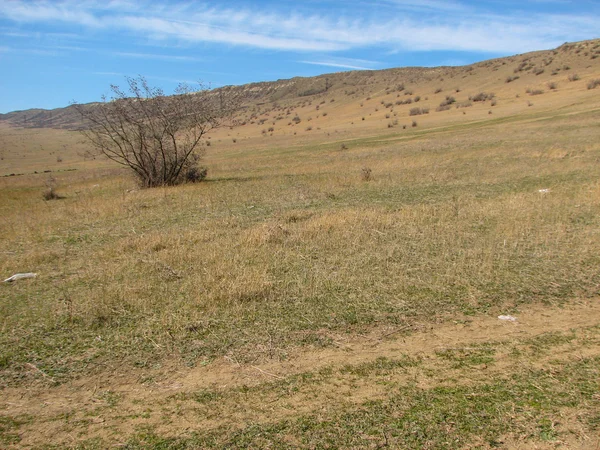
1 46 600 447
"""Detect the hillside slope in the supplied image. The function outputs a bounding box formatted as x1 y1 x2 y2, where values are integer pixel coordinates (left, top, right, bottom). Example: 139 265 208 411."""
1 38 599 131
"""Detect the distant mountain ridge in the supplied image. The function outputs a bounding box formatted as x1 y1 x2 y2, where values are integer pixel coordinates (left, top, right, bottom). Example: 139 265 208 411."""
1 38 599 130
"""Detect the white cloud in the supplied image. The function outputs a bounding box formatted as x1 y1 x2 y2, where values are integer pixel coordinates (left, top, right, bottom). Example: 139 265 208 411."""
112 51 202 62
0 0 597 55
299 57 380 71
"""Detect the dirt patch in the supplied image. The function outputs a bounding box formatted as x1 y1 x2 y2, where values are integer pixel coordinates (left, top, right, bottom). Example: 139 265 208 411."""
2 299 599 447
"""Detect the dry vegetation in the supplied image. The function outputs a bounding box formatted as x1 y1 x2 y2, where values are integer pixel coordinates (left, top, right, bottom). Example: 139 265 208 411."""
1 38 600 448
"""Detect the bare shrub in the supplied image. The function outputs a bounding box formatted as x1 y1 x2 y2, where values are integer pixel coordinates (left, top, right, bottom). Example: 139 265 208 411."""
43 187 60 201
409 107 429 116
470 92 495 102
587 79 600 90
184 166 208 183
361 167 372 182
438 96 456 108
568 74 580 82
42 177 62 200
75 76 239 188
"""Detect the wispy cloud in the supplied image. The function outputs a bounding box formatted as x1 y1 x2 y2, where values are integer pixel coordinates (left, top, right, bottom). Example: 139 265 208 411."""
112 51 202 62
0 0 597 55
299 57 380 71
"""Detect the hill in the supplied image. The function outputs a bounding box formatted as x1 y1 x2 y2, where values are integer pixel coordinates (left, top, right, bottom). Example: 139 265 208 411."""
1 38 599 131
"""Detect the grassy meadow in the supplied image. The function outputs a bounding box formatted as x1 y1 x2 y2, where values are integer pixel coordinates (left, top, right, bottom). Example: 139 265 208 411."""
1 41 600 448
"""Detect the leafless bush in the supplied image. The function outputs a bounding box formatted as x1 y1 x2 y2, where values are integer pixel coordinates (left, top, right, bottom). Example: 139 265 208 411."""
361 167 372 182
587 79 600 90
409 107 429 116
75 76 240 188
438 96 456 108
568 74 580 82
42 177 62 200
469 92 495 102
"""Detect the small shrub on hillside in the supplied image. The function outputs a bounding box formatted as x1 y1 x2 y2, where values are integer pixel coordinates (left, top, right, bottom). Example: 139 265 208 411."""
434 87 443 93
470 92 495 102
547 82 557 90
361 167 372 182
412 120 418 127
43 177 63 200
568 74 580 82
409 107 429 116
43 187 61 201
529 89 544 96
185 166 208 183
439 96 456 108
587 79 600 90
505 75 520 83
436 105 451 112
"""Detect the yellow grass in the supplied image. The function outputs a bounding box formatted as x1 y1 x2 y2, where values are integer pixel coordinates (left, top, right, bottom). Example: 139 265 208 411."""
1 39 600 447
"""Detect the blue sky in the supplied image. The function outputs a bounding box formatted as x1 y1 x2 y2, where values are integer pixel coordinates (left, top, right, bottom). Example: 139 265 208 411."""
0 0 598 113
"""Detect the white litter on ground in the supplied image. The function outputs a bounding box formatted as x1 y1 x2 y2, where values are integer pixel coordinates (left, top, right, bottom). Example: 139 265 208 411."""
3 273 37 283
498 315 517 322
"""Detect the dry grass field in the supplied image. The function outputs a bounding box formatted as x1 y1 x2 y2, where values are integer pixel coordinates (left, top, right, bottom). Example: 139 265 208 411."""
1 39 600 448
